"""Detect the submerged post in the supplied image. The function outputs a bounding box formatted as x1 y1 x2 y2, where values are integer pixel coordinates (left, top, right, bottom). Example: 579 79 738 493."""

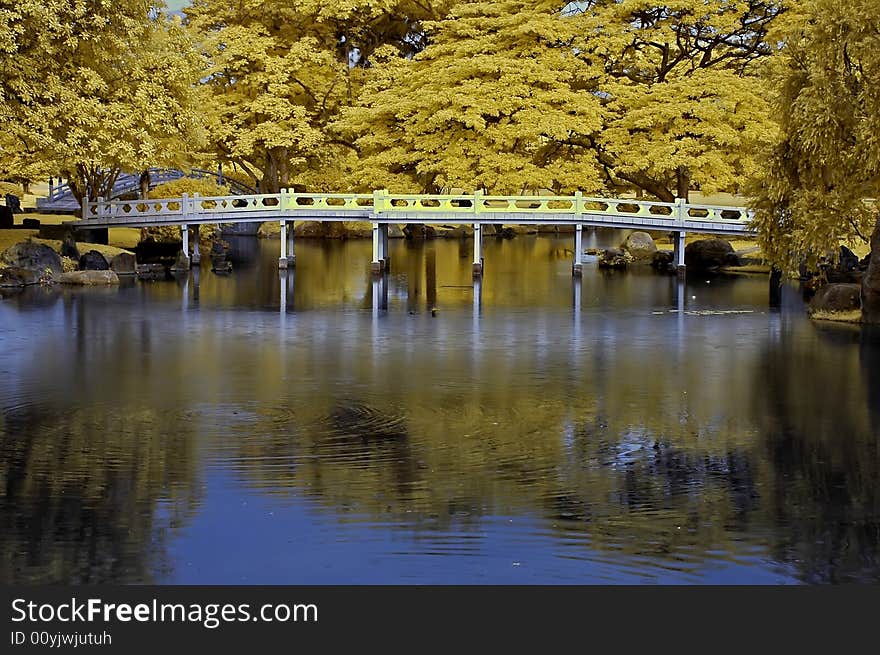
287 220 296 268
573 224 583 276
371 222 384 274
191 225 200 265
176 224 191 271
473 223 483 277
674 230 686 279
380 223 390 271
279 220 288 269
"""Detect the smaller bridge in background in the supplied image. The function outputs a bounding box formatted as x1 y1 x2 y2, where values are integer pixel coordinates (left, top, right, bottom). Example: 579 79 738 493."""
37 167 256 211
73 189 754 278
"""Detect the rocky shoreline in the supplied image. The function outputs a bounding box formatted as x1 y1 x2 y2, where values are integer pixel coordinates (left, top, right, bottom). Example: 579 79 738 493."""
2 222 872 326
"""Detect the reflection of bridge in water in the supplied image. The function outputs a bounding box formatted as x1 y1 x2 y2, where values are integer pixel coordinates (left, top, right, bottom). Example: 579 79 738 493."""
74 190 753 279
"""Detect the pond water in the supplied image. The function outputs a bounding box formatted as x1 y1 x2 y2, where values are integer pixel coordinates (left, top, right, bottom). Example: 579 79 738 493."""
1 232 878 584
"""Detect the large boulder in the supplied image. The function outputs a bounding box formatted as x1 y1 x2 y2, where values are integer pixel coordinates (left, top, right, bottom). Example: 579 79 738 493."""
59 270 120 285
621 231 657 261
1 242 62 278
110 252 136 275
598 248 632 269
78 249 109 271
651 250 674 272
0 267 39 287
685 238 740 270
809 283 861 313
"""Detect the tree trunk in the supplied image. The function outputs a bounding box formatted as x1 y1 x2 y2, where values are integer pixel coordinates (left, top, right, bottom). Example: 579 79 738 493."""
861 214 880 323
139 170 151 199
676 167 690 201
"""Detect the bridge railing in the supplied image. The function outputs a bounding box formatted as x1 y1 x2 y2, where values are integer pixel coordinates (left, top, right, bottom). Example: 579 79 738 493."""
83 189 753 228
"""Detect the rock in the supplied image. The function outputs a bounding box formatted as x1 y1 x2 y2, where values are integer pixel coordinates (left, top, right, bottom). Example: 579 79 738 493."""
22 218 40 229
1 242 63 278
110 252 136 275
59 270 120 285
61 233 80 260
78 249 109 271
0 267 39 287
0 205 12 228
388 224 405 239
685 238 739 270
651 250 675 271
585 247 603 256
809 283 862 313
621 231 657 261
135 263 167 281
598 248 632 269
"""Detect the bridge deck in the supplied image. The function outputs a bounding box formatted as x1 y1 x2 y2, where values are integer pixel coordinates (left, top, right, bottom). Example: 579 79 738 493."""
70 190 753 236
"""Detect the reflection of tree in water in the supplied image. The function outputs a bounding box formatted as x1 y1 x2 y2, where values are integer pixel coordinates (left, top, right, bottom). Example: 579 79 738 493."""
754 323 880 583
0 404 201 583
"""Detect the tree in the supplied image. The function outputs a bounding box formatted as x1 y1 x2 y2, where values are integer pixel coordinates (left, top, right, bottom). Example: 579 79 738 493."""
574 0 782 201
342 0 782 200
0 1 206 208
337 1 605 194
186 0 444 194
749 0 880 322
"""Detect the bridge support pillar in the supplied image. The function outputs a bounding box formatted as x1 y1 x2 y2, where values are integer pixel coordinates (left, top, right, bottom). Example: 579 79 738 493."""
572 224 583 276
191 225 200 264
473 223 483 277
381 223 390 271
178 225 191 270
371 222 387 275
287 222 296 268
674 231 686 279
279 220 289 269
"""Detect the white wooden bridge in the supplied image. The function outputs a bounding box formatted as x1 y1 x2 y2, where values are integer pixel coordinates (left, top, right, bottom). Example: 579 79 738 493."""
73 189 754 277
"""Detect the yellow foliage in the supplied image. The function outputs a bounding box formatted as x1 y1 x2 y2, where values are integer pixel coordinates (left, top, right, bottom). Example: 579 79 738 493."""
342 0 781 199
187 0 445 192
148 178 231 199
0 1 208 203
749 0 880 273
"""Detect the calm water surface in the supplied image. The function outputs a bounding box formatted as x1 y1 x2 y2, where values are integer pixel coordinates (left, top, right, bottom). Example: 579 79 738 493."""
1 233 878 584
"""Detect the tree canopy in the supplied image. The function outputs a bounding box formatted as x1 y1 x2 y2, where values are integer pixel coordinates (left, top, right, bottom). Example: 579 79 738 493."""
338 0 782 198
748 0 880 320
0 1 206 204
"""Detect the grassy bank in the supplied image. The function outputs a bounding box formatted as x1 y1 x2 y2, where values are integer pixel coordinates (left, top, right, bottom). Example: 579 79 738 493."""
1 213 137 261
